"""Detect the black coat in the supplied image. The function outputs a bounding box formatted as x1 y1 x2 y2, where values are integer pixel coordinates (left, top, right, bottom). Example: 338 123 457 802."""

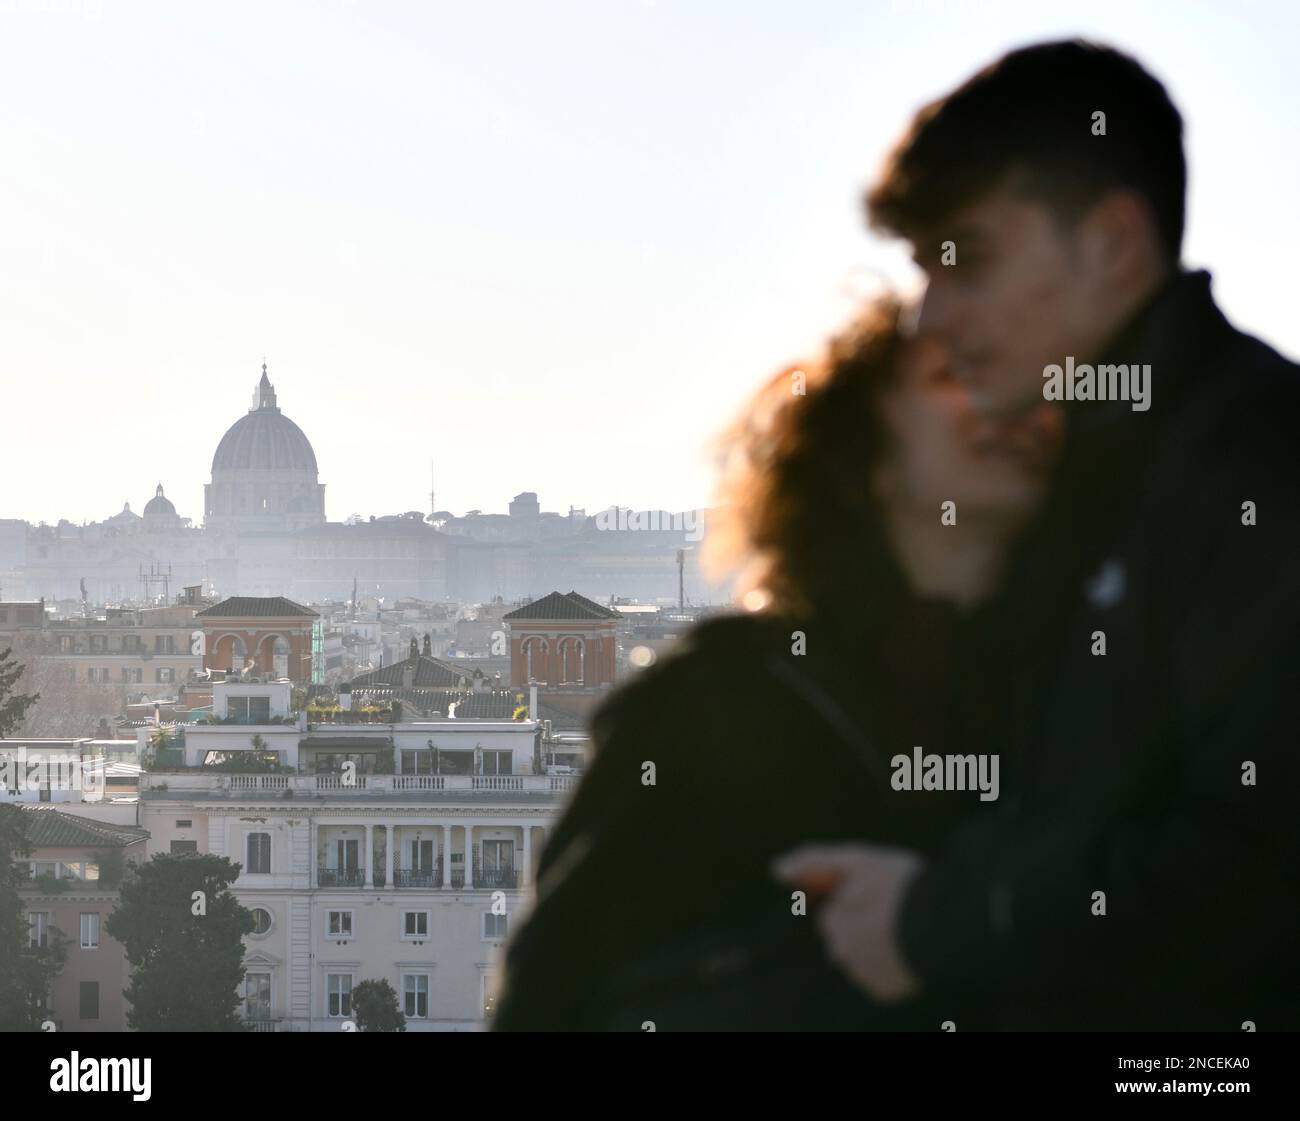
492 586 1001 1032
898 270 1300 1031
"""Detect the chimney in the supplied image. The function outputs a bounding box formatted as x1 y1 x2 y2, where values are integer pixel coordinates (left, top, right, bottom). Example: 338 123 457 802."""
422 633 432 656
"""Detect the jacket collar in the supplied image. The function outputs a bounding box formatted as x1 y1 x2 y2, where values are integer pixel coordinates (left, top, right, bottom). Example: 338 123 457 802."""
1071 268 1230 442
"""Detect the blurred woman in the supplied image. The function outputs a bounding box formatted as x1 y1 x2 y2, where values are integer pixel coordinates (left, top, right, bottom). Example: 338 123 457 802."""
492 296 1055 1031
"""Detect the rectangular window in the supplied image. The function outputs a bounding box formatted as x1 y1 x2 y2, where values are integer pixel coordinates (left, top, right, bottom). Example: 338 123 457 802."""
80 981 100 1020
249 696 271 722
247 832 271 875
481 840 514 872
410 839 434 872
483 912 508 941
482 750 513 776
28 912 50 949
244 972 271 1020
401 749 436 774
228 697 249 721
327 974 352 1018
402 911 429 939
335 839 359 873
80 912 100 949
327 910 353 938
155 635 175 655
402 975 429 1019
175 819 192 828
170 840 198 855
156 667 175 684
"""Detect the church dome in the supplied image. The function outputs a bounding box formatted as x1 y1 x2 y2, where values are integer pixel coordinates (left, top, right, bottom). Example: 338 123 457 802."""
144 484 176 517
104 502 141 526
211 365 319 474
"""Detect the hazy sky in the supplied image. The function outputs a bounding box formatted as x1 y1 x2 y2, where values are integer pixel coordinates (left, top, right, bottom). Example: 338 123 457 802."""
2 0 1295 525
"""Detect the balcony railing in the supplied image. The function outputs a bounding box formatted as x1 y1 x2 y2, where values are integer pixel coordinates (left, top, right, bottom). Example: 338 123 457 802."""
316 868 366 888
141 773 576 796
474 866 518 890
228 774 289 791
305 710 399 725
393 864 441 888
242 1016 283 1033
313 774 368 791
391 775 445 791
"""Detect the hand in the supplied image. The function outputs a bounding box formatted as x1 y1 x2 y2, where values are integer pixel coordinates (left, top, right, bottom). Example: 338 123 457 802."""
773 843 925 1002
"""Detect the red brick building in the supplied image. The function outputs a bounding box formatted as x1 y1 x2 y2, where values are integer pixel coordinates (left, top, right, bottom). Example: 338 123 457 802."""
503 591 619 688
196 596 318 683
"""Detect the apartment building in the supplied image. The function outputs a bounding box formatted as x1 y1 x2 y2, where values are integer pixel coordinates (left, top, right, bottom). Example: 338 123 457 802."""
140 679 572 1030
1 602 202 701
18 807 150 1031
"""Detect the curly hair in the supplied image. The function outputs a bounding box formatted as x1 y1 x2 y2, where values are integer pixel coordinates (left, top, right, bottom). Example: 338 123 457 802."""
706 296 908 619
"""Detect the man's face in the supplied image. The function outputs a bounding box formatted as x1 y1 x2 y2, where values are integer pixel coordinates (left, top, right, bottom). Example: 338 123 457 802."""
911 182 1112 415
874 335 1059 523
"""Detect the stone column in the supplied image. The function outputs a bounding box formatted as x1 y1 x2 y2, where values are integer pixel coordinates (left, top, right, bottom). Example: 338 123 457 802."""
364 823 373 888
441 824 451 887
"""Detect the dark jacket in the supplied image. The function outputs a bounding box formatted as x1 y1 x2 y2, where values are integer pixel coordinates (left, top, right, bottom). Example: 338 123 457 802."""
898 270 1300 1031
492 575 1001 1031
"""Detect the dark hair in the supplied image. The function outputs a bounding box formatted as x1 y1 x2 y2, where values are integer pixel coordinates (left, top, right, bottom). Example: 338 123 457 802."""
706 296 906 619
867 40 1186 263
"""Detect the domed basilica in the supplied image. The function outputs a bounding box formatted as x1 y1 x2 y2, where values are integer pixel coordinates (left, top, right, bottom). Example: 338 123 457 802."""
204 365 325 533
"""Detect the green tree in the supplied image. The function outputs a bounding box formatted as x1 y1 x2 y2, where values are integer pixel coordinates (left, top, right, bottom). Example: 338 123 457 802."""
352 978 406 1032
97 847 125 887
105 852 256 1031
0 804 69 1030
0 647 38 739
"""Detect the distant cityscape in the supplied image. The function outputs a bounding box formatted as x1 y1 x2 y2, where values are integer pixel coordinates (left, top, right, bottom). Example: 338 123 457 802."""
0 362 735 1033
0 364 723 609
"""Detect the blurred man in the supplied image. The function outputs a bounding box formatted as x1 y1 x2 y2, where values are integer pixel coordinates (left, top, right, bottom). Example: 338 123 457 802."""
779 40 1300 1030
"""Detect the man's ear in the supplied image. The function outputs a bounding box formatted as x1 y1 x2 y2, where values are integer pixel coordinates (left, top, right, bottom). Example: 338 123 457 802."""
1078 189 1163 290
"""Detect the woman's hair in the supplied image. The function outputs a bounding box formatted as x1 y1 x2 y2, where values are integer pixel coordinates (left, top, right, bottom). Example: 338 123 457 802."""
706 295 908 619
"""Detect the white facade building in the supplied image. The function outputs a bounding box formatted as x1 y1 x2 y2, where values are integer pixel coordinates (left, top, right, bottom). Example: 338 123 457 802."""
140 715 571 1030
